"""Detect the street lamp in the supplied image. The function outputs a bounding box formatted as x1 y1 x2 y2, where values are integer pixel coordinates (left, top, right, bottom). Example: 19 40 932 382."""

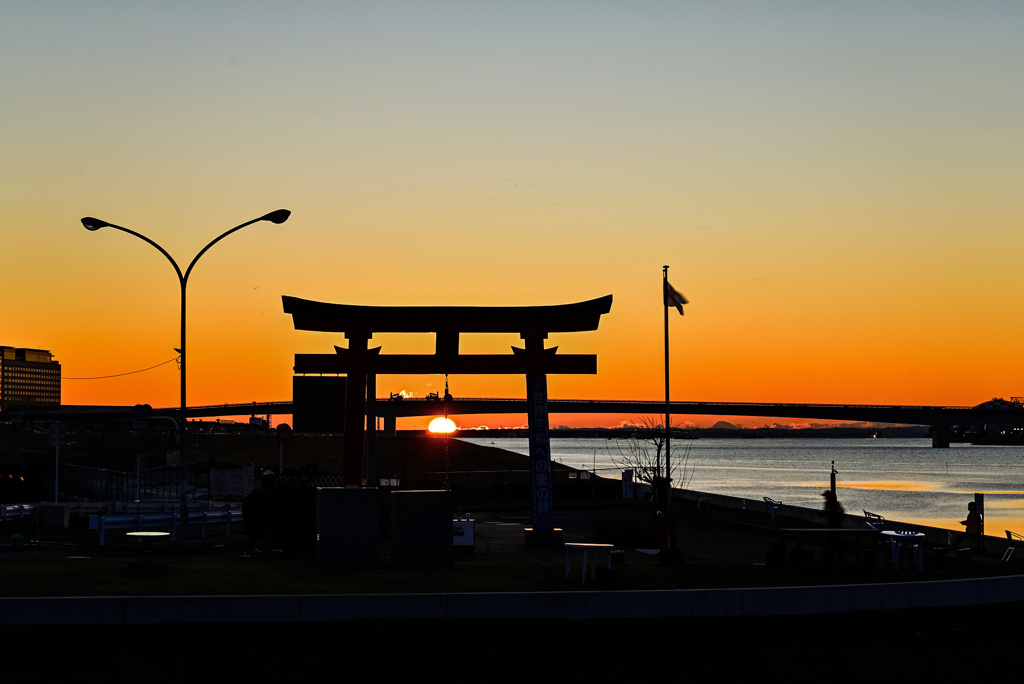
81 209 291 551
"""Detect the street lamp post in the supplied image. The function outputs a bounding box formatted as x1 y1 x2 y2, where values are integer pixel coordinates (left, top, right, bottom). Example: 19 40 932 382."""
81 209 291 552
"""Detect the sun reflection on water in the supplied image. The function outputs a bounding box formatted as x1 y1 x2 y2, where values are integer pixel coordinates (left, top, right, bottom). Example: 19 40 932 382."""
800 481 935 492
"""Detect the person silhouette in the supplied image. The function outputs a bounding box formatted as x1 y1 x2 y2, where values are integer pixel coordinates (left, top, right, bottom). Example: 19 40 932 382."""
950 500 981 549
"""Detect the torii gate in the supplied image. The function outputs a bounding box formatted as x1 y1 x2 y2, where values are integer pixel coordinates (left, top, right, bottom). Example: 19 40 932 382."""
282 294 612 539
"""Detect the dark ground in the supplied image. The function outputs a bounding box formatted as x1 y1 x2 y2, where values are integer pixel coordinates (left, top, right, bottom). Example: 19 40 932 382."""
3 434 1024 679
3 501 1024 681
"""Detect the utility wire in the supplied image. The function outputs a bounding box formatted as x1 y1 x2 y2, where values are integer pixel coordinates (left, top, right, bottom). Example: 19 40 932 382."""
64 356 180 380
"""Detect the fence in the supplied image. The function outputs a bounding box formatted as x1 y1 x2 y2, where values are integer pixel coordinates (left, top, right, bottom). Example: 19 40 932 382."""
60 460 210 502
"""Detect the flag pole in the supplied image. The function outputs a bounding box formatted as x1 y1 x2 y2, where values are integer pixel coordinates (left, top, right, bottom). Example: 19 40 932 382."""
663 265 671 513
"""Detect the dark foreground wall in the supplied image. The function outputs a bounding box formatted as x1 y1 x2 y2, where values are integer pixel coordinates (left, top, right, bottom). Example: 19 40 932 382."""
4 607 1024 681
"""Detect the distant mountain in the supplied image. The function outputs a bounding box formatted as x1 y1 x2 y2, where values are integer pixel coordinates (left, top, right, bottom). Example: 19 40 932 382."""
710 420 741 430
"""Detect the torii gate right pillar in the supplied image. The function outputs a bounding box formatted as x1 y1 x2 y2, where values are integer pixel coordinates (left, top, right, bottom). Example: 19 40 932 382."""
523 335 557 543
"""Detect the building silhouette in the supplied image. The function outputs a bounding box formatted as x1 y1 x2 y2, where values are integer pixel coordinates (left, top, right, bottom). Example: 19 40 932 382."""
0 346 61 411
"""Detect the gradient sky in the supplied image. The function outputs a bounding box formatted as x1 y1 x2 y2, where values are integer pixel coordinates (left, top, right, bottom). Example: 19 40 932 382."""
3 2 1023 428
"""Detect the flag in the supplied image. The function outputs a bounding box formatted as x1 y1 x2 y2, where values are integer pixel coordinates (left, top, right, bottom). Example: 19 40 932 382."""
664 280 688 315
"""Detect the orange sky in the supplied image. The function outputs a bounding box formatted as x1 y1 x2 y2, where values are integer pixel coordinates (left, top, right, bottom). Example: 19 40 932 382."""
4 4 1023 430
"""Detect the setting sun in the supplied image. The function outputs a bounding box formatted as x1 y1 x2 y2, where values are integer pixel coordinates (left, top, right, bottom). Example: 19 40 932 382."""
428 417 457 434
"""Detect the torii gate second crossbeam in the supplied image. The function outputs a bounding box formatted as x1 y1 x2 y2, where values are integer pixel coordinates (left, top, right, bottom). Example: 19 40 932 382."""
283 294 613 537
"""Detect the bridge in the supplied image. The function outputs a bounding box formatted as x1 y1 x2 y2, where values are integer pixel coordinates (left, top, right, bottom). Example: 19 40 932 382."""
26 397 1024 447
365 398 1021 447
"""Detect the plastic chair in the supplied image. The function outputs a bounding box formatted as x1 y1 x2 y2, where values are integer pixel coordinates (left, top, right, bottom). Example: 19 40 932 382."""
1002 530 1024 561
863 510 886 531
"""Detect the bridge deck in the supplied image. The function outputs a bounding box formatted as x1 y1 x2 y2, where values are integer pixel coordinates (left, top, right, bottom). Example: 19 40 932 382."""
38 398 1005 428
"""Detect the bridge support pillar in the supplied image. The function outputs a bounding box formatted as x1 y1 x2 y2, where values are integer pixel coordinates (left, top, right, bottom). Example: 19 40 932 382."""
931 423 951 448
382 411 397 437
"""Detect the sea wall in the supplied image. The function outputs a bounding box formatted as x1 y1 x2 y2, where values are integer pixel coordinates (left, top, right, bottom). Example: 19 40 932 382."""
4 576 1024 625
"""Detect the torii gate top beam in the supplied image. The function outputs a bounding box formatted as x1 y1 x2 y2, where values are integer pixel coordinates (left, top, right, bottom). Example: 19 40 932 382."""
282 294 613 336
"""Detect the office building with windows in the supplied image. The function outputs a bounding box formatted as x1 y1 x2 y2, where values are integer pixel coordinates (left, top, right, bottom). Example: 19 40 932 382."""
0 347 61 411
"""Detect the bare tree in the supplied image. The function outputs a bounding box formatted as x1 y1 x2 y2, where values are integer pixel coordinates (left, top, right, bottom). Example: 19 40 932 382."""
612 416 697 505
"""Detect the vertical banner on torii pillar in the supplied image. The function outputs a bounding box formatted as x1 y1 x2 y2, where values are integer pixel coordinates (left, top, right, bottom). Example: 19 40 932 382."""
526 372 554 533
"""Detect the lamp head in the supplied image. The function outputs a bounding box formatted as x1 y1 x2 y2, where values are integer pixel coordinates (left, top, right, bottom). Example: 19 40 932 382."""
261 209 291 224
81 217 112 231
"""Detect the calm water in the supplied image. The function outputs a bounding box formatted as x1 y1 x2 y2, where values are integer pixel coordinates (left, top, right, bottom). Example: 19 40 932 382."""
458 436 1024 533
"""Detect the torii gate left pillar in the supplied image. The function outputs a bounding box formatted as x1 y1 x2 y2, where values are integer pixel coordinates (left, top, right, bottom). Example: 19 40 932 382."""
340 331 372 486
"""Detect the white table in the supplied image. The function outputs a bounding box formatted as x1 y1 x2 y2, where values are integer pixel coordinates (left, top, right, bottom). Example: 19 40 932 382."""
126 530 170 568
564 543 615 583
882 530 925 570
